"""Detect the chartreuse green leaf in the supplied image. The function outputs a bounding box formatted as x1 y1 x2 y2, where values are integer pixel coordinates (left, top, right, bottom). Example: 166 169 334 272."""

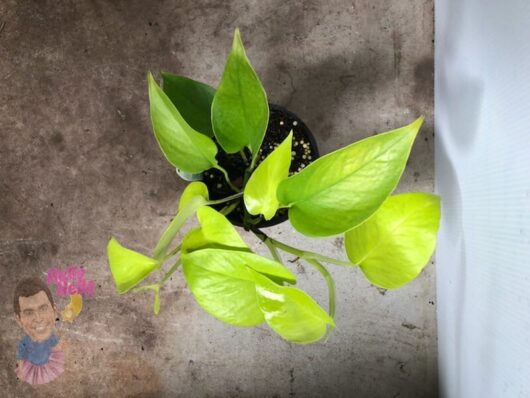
197 206 248 249
182 206 249 253
183 248 295 326
107 238 160 294
152 183 209 260
277 117 424 237
178 181 209 211
183 251 263 326
161 73 215 137
345 193 441 289
254 274 335 344
211 28 269 160
148 72 218 173
244 132 293 220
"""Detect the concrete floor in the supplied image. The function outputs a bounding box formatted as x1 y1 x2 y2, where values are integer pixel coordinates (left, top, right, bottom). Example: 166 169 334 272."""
0 1 435 397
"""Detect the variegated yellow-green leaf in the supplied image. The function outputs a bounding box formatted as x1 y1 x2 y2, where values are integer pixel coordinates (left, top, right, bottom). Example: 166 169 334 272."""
211 28 269 159
244 132 292 220
182 250 264 326
148 72 218 173
345 193 441 289
107 238 160 294
178 182 209 211
182 206 249 253
254 274 335 344
183 248 296 326
277 117 424 237
162 73 215 137
197 206 248 249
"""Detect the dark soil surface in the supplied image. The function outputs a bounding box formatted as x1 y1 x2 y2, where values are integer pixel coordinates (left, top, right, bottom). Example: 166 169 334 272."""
202 104 319 228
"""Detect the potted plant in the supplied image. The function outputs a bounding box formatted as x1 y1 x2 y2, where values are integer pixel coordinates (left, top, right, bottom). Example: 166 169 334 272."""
106 28 440 344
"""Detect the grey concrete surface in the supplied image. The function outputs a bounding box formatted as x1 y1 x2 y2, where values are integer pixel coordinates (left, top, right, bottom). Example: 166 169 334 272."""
0 1 435 397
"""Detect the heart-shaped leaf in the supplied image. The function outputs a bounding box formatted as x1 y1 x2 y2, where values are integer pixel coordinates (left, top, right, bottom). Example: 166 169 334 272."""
183 248 296 326
182 206 249 253
277 117 424 237
148 72 218 173
211 28 269 159
197 206 248 249
178 181 209 212
254 274 335 344
244 132 292 220
180 249 255 326
162 73 215 137
107 238 160 294
345 193 441 289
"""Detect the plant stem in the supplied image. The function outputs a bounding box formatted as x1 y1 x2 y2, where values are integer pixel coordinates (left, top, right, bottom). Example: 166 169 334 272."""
255 231 354 267
207 192 243 205
255 228 336 323
162 244 181 262
152 197 204 260
250 153 259 171
131 284 158 293
152 192 243 261
220 201 240 216
263 238 283 264
159 259 182 286
306 259 336 320
213 165 240 192
239 149 248 163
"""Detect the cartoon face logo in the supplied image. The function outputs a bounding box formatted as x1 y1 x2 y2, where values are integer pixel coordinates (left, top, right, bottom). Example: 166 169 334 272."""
14 271 93 385
14 277 65 385
15 290 57 342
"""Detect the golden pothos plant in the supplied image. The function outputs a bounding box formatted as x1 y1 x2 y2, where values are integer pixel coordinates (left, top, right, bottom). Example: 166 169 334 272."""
106 28 441 344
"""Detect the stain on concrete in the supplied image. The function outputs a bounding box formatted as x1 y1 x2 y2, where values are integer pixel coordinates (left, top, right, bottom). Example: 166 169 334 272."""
414 56 434 103
289 367 296 397
393 30 402 80
296 263 306 275
333 237 344 249
15 240 59 263
402 322 419 330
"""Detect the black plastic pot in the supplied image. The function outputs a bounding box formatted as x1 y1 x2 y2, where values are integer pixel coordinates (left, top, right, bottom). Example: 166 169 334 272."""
202 104 319 228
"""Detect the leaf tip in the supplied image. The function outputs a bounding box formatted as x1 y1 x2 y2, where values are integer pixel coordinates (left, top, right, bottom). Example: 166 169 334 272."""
147 70 155 83
232 27 243 49
107 237 118 250
147 71 160 96
411 115 425 133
